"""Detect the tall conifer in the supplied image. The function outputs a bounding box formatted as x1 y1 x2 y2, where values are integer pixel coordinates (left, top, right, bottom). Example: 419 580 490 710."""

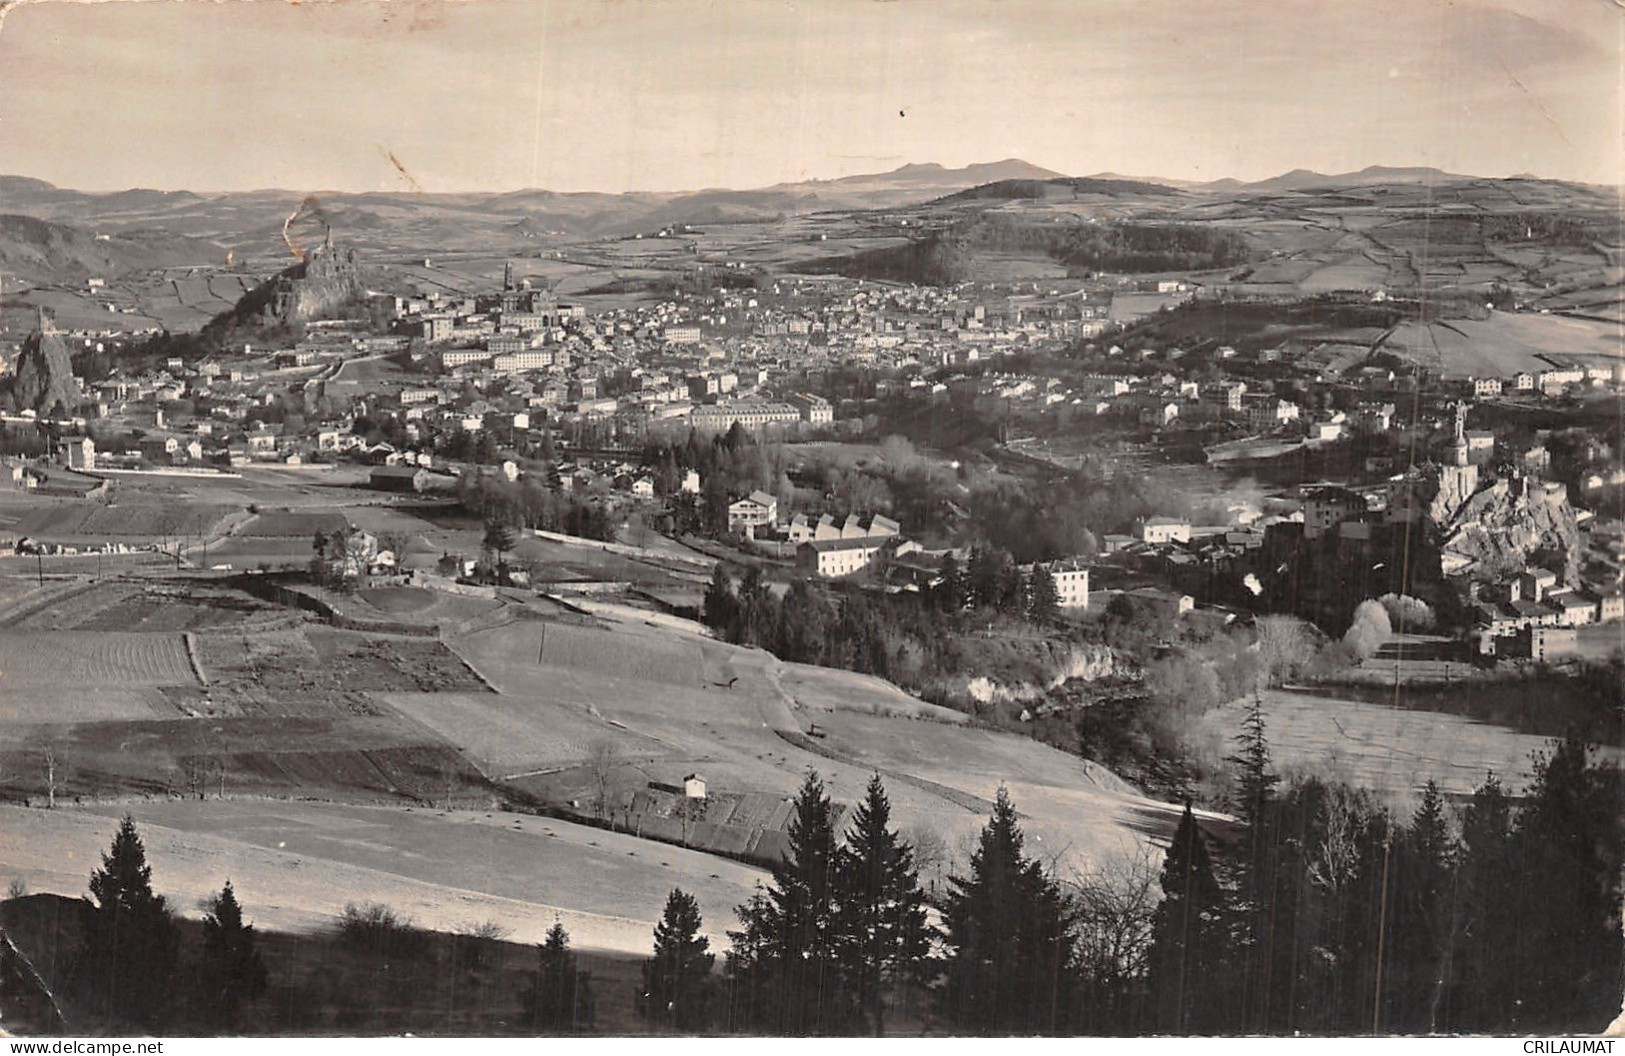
832 774 931 1034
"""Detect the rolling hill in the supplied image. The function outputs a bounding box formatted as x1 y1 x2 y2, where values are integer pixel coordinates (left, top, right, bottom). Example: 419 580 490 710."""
0 161 1076 266
0 214 226 282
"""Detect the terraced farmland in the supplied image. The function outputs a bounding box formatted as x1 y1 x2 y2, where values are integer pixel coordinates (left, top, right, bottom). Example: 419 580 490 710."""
0 632 195 686
0 631 199 723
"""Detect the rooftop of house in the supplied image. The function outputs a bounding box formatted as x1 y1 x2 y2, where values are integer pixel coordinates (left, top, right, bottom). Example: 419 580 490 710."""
1302 485 1366 504
799 536 892 553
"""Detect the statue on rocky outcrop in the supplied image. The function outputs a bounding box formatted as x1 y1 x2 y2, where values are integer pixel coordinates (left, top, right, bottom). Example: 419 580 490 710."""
10 308 82 414
1430 399 1479 524
204 227 366 339
1450 399 1470 467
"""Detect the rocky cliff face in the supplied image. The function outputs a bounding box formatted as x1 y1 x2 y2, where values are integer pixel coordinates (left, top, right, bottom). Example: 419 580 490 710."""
956 642 1122 704
1438 477 1580 582
204 238 365 339
269 241 366 324
11 323 81 413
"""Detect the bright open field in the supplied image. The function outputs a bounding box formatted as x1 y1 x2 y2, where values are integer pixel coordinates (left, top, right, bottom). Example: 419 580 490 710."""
1298 256 1390 292
376 690 668 776
1383 312 1622 378
0 556 1193 949
777 663 968 722
450 612 1196 872
0 801 769 954
1108 292 1189 322
1193 689 1623 802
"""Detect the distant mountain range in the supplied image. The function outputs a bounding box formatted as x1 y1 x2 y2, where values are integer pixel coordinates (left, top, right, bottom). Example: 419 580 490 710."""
1204 165 1482 192
1 159 1592 217
769 158 1067 192
0 160 1080 274
1083 164 1596 193
0 159 1605 284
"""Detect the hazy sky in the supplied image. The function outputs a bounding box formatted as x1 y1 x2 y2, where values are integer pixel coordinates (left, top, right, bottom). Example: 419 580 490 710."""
0 0 1617 193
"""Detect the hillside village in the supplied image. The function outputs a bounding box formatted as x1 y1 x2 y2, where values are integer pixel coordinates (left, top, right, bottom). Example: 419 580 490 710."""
0 172 1619 1040
1 228 1621 676
2 0 1623 1038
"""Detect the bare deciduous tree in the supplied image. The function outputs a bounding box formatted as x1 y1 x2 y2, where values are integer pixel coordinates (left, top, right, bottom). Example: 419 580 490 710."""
377 531 410 569
38 739 67 809
586 738 621 820
1307 784 1372 894
1069 845 1161 991
623 512 655 549
905 823 949 897
440 755 459 811
181 754 207 799
1255 614 1314 689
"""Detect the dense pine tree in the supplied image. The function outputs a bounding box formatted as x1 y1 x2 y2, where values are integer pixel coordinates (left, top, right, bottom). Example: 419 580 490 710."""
939 786 1079 1035
702 565 736 636
994 562 1025 614
966 547 1003 609
776 580 835 664
1225 693 1281 1032
482 519 517 567
1506 736 1624 1031
522 922 594 1032
1382 781 1457 1033
723 884 777 1032
1026 565 1060 622
196 880 268 1033
735 566 773 647
1443 775 1519 1030
639 888 715 1032
831 775 932 1035
1147 803 1229 1034
77 816 181 1031
934 553 963 613
726 771 842 1034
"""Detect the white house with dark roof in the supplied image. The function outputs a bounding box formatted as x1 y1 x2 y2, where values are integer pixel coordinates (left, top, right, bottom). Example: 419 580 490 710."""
797 536 889 578
1133 515 1191 545
1023 558 1090 609
727 490 778 534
